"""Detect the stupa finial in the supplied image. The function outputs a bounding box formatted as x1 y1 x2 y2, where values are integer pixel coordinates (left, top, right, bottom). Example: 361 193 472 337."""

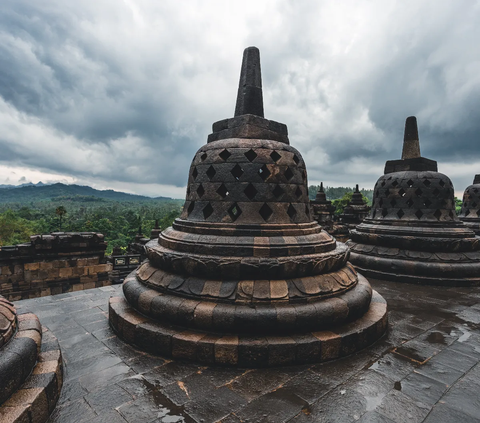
234 46 264 117
320 182 324 192
355 184 360 193
401 116 421 159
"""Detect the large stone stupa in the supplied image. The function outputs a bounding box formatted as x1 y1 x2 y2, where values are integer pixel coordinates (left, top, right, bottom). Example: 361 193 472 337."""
109 47 387 367
458 175 480 235
348 117 480 286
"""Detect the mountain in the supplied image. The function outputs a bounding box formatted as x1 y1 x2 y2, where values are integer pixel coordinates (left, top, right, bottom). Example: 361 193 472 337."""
0 183 174 203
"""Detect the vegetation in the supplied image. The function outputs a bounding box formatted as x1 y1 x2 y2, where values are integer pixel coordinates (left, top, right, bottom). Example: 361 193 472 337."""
331 191 370 215
0 184 183 253
308 185 374 204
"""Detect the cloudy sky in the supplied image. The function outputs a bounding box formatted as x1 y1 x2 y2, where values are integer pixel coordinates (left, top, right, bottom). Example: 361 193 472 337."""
1 0 479 198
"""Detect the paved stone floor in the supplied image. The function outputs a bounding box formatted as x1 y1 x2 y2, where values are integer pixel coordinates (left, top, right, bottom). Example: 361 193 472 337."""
13 279 480 423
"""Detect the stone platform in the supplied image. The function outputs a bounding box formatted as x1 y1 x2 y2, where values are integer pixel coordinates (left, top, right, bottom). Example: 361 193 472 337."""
11 281 480 422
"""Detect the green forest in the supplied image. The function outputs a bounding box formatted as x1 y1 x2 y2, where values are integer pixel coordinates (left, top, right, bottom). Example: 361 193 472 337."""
0 183 463 251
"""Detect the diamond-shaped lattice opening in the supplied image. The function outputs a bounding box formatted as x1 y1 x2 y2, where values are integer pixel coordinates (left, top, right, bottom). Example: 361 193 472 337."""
203 203 214 219
270 151 281 162
407 179 414 187
258 164 271 181
415 209 424 219
259 203 273 221
305 205 310 216
295 186 302 198
385 188 391 197
382 208 388 217
187 186 191 196
219 149 231 161
433 188 440 196
196 184 205 198
397 209 405 218
423 179 431 187
439 180 445 187
392 180 398 187
200 152 208 161
244 183 258 200
381 181 386 187
375 191 379 198
287 204 297 220
293 154 299 165
406 198 414 207
283 167 294 181
474 188 479 194
415 188 423 196
192 167 198 179
440 199 447 207
473 202 478 208
216 183 228 198
231 164 244 180
244 149 257 162
433 209 442 220
476 209 480 217
424 199 432 208
206 165 216 180
228 203 242 221
465 209 471 216
398 188 406 197
187 201 195 215
390 199 397 207
273 185 284 198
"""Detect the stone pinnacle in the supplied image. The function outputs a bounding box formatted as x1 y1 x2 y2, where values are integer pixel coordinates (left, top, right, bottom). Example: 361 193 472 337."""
234 46 264 117
355 184 360 193
401 116 421 159
320 182 324 192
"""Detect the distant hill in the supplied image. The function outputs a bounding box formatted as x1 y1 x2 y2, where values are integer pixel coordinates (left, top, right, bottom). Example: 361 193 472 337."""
0 183 174 204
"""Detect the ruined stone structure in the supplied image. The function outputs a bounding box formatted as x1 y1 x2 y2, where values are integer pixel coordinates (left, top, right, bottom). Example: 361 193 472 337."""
458 175 480 235
0 295 62 422
109 47 387 367
0 232 112 301
348 117 480 285
339 185 370 229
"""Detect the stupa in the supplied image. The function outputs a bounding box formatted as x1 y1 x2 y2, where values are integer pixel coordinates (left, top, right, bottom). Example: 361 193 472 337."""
348 116 480 286
339 184 370 228
311 182 335 224
458 175 480 235
109 47 387 367
0 295 63 421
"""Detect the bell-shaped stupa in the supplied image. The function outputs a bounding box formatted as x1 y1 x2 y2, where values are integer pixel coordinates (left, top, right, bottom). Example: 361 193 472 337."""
311 182 335 224
458 175 480 235
339 184 370 228
109 47 387 367
348 117 480 285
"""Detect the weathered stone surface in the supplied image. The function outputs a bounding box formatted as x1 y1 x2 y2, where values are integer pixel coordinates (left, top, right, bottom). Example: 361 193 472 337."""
348 116 480 286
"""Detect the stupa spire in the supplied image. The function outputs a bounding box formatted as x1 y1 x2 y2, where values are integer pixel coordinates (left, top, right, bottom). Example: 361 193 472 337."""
401 116 421 159
234 46 264 117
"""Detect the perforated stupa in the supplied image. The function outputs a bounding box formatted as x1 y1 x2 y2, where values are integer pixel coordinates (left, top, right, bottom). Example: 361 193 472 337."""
458 175 480 235
348 117 480 285
109 47 387 366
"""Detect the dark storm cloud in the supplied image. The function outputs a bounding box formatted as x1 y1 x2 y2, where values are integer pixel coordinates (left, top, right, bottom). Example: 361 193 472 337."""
0 0 479 196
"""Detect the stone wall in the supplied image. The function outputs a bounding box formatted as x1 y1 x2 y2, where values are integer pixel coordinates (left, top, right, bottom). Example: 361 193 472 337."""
0 232 112 300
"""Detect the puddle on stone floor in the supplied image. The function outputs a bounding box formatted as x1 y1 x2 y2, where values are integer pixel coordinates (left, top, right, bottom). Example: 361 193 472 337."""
365 393 386 411
393 381 402 391
458 327 471 343
425 332 447 345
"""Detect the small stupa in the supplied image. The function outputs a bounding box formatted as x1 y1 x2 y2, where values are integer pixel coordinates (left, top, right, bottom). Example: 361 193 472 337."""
348 117 480 285
458 175 480 235
311 182 335 224
109 47 387 366
339 184 370 228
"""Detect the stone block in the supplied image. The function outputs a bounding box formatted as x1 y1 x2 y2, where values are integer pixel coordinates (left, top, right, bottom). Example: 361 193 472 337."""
58 267 73 278
24 262 40 271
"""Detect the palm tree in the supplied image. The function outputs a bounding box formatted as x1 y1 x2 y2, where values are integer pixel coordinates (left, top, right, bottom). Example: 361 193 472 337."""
55 206 67 231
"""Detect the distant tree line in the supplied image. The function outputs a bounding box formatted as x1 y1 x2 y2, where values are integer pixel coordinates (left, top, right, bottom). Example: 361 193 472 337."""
308 185 374 204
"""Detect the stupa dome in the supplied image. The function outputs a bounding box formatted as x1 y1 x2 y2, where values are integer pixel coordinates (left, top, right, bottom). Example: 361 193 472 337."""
0 296 16 349
109 47 387 366
348 117 480 285
458 175 480 234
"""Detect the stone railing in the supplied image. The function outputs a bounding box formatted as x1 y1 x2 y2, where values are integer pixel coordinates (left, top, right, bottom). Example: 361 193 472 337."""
0 232 112 300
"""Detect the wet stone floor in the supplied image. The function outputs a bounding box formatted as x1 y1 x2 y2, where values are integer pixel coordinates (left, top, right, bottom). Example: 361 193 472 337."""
13 280 480 423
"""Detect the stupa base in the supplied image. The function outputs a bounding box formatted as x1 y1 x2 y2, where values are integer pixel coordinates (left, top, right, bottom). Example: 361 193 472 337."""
108 291 387 367
349 249 480 286
0 323 63 423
